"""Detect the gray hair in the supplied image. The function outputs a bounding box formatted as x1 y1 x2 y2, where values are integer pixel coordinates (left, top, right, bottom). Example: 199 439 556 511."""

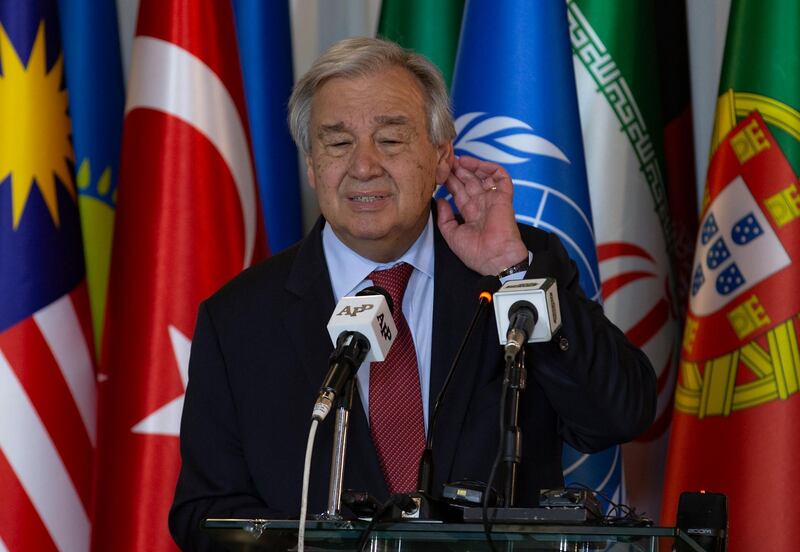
288 37 456 154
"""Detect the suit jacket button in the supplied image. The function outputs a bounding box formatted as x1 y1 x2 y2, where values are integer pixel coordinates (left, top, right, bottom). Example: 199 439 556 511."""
558 335 569 351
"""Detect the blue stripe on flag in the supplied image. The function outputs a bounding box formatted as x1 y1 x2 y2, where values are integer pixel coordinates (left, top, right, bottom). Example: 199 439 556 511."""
0 0 85 331
57 0 125 208
233 0 303 253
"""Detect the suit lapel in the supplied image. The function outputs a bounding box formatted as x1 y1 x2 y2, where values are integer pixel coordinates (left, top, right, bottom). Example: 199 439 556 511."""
285 212 496 498
284 217 337 392
284 218 387 497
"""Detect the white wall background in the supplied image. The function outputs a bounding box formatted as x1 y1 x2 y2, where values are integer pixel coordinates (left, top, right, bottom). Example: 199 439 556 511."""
687 0 731 208
115 0 731 228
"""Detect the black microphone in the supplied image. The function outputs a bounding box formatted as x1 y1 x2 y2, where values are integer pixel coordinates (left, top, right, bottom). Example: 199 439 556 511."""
312 286 396 422
503 301 538 362
356 285 394 313
417 275 502 496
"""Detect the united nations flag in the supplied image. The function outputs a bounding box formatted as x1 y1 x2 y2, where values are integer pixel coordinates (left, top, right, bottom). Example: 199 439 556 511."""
449 0 622 508
450 1 600 301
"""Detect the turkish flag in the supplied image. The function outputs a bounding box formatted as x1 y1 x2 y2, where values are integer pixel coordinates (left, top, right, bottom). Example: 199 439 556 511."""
92 1 267 549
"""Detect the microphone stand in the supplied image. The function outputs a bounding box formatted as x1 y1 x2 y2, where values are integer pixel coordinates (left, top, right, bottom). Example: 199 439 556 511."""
320 377 356 520
405 287 497 521
380 282 499 522
501 347 526 507
315 332 369 520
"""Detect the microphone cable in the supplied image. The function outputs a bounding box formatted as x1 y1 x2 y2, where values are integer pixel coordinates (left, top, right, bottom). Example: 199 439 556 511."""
417 275 501 495
356 494 418 551
298 397 328 552
481 358 511 552
297 418 319 552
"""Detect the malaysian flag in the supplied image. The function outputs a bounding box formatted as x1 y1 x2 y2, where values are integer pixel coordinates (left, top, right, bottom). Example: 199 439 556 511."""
0 1 96 550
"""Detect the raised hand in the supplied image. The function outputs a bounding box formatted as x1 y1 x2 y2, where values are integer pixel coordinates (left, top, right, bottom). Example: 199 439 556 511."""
436 156 528 276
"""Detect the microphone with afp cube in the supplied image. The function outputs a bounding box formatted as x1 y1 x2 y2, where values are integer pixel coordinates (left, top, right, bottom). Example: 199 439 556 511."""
313 286 397 423
494 278 562 353
300 286 399 540
486 278 562 511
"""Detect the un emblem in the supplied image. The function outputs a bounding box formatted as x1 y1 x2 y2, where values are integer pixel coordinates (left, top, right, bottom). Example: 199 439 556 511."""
438 112 601 301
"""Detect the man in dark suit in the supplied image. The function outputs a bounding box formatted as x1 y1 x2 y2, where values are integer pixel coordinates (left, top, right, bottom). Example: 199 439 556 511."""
169 37 656 550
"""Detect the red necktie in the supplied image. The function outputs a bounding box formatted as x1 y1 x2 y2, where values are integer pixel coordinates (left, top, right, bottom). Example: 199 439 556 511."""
368 263 426 494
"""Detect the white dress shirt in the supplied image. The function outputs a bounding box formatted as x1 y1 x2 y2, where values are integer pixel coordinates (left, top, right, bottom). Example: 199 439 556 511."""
322 214 530 433
322 215 435 432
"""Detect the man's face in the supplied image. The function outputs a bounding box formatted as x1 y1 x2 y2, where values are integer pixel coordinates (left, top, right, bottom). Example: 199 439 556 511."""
306 66 453 262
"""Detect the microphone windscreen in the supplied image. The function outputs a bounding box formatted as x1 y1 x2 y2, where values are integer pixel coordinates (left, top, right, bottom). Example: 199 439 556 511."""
357 285 394 314
508 300 538 333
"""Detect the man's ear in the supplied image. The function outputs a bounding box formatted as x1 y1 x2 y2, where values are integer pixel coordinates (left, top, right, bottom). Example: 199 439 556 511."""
435 142 455 184
305 154 316 189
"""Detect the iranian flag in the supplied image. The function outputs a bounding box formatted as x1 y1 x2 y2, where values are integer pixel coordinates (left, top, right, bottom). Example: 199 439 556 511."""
91 0 266 549
662 0 800 548
568 0 683 519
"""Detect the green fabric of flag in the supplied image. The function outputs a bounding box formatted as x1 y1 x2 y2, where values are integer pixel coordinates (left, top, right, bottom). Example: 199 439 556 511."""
569 0 682 519
713 0 800 174
377 0 464 86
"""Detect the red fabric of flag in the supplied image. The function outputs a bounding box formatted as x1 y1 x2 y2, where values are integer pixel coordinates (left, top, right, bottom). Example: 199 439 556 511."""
92 1 267 549
662 112 800 549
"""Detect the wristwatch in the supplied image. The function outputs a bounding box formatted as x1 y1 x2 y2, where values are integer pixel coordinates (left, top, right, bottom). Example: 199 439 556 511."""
496 256 530 278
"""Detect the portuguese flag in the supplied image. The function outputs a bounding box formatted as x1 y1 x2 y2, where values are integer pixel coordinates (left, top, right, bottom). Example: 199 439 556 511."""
662 0 800 548
377 0 464 87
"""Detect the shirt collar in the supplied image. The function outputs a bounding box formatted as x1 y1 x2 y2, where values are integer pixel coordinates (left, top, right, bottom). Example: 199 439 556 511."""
322 213 435 299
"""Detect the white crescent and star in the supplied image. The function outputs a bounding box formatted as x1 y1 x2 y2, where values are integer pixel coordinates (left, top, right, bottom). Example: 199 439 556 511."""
125 35 257 269
126 36 256 436
131 326 191 436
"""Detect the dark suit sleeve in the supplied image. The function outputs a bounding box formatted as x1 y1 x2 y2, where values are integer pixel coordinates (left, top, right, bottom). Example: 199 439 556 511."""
525 231 657 453
169 302 272 551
